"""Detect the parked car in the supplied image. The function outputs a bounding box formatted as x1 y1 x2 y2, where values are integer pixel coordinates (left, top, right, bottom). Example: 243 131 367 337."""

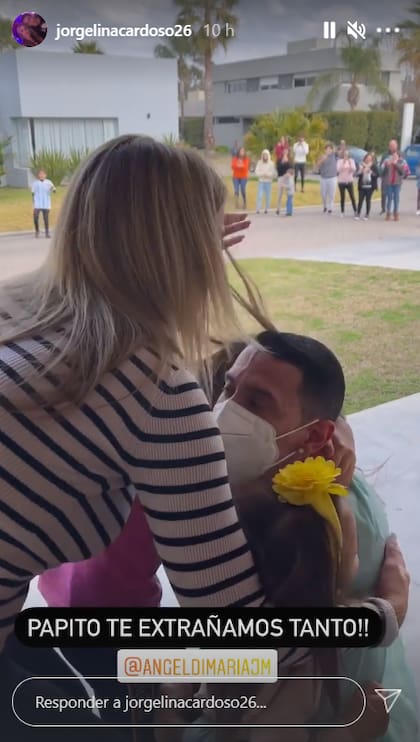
347 146 367 167
402 144 420 176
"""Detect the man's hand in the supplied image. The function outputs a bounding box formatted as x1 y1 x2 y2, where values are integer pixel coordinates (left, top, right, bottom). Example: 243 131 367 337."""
222 212 251 250
376 534 410 627
320 416 356 488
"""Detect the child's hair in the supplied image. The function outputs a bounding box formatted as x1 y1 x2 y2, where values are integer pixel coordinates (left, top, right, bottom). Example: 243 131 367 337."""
237 486 341 704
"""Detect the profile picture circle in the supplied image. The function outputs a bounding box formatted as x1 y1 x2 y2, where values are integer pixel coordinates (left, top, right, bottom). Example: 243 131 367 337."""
12 11 48 47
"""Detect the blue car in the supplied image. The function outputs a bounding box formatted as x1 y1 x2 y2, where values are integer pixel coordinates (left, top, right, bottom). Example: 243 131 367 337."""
403 144 420 176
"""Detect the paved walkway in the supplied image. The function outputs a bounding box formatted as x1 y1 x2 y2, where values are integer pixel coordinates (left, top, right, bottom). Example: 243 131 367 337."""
1 181 419 276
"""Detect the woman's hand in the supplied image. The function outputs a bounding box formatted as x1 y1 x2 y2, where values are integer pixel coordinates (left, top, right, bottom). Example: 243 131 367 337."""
376 534 410 627
222 213 251 250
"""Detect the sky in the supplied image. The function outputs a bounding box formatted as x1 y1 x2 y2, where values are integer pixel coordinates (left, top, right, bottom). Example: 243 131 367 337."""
2 0 410 62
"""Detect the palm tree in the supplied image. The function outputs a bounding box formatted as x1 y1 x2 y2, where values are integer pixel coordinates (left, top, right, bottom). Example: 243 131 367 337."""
397 1 420 91
154 37 201 140
307 37 393 111
0 16 19 52
72 41 104 54
175 0 238 151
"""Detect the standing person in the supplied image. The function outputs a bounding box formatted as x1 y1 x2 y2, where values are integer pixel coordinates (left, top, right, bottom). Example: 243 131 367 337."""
336 139 347 159
276 150 292 215
318 144 338 213
416 161 420 215
0 135 274 738
293 135 309 192
275 135 287 165
255 149 276 213
337 150 357 217
381 145 408 221
379 140 398 215
231 146 249 209
356 153 379 220
31 169 55 238
284 167 295 216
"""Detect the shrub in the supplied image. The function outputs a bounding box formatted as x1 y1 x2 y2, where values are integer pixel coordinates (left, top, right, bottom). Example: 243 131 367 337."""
183 117 204 148
215 145 230 153
322 111 369 149
366 111 399 153
67 147 91 176
30 149 69 186
244 109 328 166
0 137 11 177
322 110 399 152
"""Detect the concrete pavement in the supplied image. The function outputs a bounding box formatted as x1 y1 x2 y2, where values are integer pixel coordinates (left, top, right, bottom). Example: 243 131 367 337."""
1 180 419 276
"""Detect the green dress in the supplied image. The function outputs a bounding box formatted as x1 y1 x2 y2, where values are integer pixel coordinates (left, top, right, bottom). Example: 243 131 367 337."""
336 471 418 741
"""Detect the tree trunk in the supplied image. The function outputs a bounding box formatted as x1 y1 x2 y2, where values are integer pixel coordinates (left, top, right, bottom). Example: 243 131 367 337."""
204 49 214 152
179 82 186 141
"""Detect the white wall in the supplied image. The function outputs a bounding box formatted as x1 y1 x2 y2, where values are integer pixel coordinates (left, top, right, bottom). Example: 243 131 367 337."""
15 52 178 139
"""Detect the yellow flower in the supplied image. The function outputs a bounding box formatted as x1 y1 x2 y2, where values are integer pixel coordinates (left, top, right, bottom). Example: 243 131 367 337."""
272 456 348 546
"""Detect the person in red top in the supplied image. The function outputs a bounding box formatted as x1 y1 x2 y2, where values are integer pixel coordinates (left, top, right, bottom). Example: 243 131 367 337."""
231 147 250 208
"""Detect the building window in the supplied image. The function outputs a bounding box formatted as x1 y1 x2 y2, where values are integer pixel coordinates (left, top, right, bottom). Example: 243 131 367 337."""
215 117 241 124
224 80 247 93
246 78 259 92
278 74 293 89
11 117 118 168
293 76 316 88
260 76 279 90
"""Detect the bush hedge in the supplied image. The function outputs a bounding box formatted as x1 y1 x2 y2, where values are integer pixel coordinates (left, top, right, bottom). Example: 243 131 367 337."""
321 111 399 152
182 117 204 148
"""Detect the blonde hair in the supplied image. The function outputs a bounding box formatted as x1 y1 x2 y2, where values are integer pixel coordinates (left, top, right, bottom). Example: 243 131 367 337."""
0 135 255 406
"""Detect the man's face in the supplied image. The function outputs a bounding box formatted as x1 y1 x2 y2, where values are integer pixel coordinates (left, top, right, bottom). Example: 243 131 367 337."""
389 139 398 154
219 346 312 462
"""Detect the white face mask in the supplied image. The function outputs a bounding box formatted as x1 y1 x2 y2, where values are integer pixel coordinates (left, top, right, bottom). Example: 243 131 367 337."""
214 398 318 487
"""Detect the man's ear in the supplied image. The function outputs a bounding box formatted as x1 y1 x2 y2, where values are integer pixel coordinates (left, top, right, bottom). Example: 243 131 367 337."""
304 420 335 457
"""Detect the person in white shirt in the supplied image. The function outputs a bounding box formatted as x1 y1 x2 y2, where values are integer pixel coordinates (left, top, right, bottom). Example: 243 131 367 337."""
292 135 309 193
255 149 276 213
31 169 56 238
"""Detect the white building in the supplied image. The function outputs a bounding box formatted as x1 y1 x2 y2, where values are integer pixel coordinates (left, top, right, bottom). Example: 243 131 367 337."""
0 51 178 186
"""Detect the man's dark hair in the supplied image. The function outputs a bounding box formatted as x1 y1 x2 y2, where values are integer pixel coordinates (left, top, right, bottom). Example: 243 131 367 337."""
256 330 345 421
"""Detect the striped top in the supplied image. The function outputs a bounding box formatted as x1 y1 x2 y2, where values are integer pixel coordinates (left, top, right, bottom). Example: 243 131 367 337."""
0 317 306 656
0 315 395 658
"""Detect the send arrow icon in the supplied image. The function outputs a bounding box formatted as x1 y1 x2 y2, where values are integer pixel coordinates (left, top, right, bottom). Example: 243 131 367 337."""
374 688 402 714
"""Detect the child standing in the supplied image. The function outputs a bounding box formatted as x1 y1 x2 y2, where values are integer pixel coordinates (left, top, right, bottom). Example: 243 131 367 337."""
31 169 56 238
284 166 294 216
255 149 276 213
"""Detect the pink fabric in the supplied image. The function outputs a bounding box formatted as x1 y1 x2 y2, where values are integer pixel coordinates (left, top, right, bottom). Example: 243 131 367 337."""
38 499 162 607
337 158 356 183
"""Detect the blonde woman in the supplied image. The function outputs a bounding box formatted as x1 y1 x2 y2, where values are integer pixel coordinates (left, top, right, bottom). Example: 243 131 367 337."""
0 135 311 735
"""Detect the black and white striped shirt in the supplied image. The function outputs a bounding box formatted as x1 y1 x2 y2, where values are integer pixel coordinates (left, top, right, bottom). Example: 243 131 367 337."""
0 333 276 648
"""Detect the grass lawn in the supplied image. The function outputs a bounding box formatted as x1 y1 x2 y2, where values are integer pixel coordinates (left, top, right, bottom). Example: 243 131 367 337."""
229 259 420 414
0 178 339 232
0 187 66 232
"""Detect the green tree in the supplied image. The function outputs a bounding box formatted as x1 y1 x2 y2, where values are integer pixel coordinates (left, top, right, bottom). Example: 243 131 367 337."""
245 109 328 166
398 2 420 91
72 41 104 54
0 15 19 52
175 0 238 151
307 37 393 112
154 37 202 140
